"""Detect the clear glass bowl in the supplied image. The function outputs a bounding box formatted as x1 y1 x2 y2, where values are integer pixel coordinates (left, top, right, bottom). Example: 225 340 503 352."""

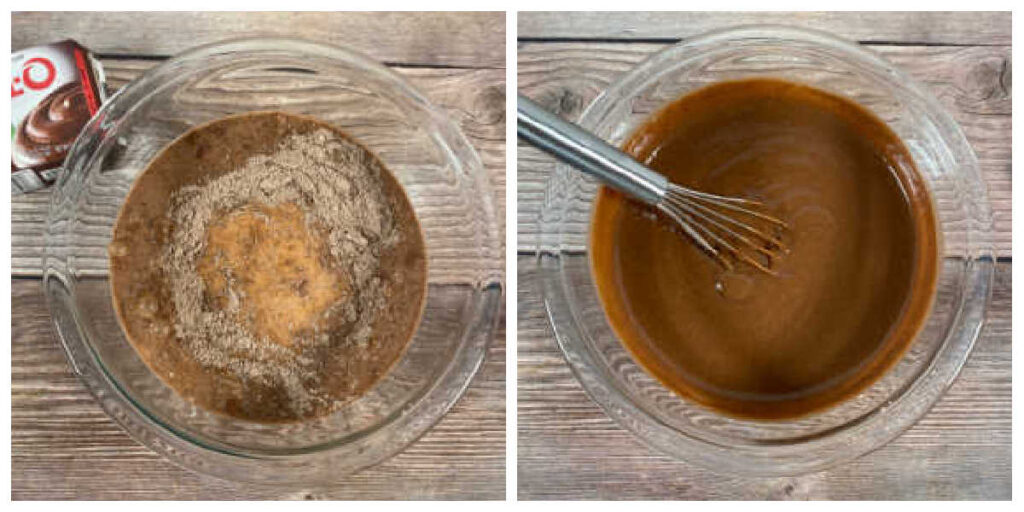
537 26 993 476
44 37 502 484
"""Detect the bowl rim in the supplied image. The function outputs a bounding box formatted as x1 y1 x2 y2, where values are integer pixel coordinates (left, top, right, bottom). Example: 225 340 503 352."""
538 24 994 476
44 35 503 484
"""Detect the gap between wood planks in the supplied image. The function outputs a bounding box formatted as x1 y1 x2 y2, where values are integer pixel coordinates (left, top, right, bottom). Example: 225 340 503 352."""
517 245 1012 262
93 53 504 70
517 37 1008 48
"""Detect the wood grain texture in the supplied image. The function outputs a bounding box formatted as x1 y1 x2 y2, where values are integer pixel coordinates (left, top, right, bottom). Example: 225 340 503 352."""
517 13 1010 500
11 11 505 500
12 279 505 500
518 11 1011 45
517 257 1011 500
516 42 1011 254
13 11 505 68
11 58 506 276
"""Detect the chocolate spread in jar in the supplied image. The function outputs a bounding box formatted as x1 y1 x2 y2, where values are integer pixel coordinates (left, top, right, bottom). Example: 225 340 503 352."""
109 112 427 422
589 78 939 420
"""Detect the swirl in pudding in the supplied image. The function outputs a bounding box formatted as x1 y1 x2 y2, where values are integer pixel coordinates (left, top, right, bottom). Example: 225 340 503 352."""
13 82 91 169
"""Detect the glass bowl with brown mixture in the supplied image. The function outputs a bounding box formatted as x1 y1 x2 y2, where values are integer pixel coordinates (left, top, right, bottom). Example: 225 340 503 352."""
537 26 993 475
44 38 501 484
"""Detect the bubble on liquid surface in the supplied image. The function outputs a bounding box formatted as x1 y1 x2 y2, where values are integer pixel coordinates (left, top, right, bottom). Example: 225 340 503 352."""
714 271 755 301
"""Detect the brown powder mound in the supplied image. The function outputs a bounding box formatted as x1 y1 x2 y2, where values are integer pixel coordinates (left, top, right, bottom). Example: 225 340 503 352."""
109 112 427 422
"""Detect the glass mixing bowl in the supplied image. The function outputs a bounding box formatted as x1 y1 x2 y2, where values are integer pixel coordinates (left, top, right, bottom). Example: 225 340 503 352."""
44 37 502 484
537 25 993 476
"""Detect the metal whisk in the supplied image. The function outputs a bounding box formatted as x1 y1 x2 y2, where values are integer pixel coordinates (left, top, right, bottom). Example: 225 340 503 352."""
518 94 788 274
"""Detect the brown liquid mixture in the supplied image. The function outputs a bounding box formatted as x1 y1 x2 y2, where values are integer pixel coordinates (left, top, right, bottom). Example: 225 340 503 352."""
109 112 427 422
590 79 938 419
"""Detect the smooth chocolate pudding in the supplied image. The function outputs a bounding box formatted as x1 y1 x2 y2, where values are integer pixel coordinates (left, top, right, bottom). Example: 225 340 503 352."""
109 112 427 422
590 79 938 419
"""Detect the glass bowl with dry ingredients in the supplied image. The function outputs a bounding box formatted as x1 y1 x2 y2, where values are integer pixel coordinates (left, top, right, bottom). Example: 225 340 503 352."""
44 38 502 484
537 25 993 476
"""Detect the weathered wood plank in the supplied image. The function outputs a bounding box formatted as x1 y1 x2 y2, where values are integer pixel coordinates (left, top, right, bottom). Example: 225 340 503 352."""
11 58 506 277
518 11 1011 46
517 256 1011 500
516 43 1011 255
13 12 505 69
12 279 505 500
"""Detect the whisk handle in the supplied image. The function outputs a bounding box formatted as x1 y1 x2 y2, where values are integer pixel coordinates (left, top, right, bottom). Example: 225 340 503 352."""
517 94 668 205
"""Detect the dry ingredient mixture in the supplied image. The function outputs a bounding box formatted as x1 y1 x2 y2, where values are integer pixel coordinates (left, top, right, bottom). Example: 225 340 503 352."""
109 112 426 422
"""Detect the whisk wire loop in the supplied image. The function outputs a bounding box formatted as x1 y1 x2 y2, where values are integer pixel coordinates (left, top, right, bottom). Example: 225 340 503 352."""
660 185 787 274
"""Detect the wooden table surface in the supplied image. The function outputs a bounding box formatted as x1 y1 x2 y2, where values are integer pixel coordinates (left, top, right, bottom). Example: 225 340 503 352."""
11 12 506 500
517 12 1011 500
